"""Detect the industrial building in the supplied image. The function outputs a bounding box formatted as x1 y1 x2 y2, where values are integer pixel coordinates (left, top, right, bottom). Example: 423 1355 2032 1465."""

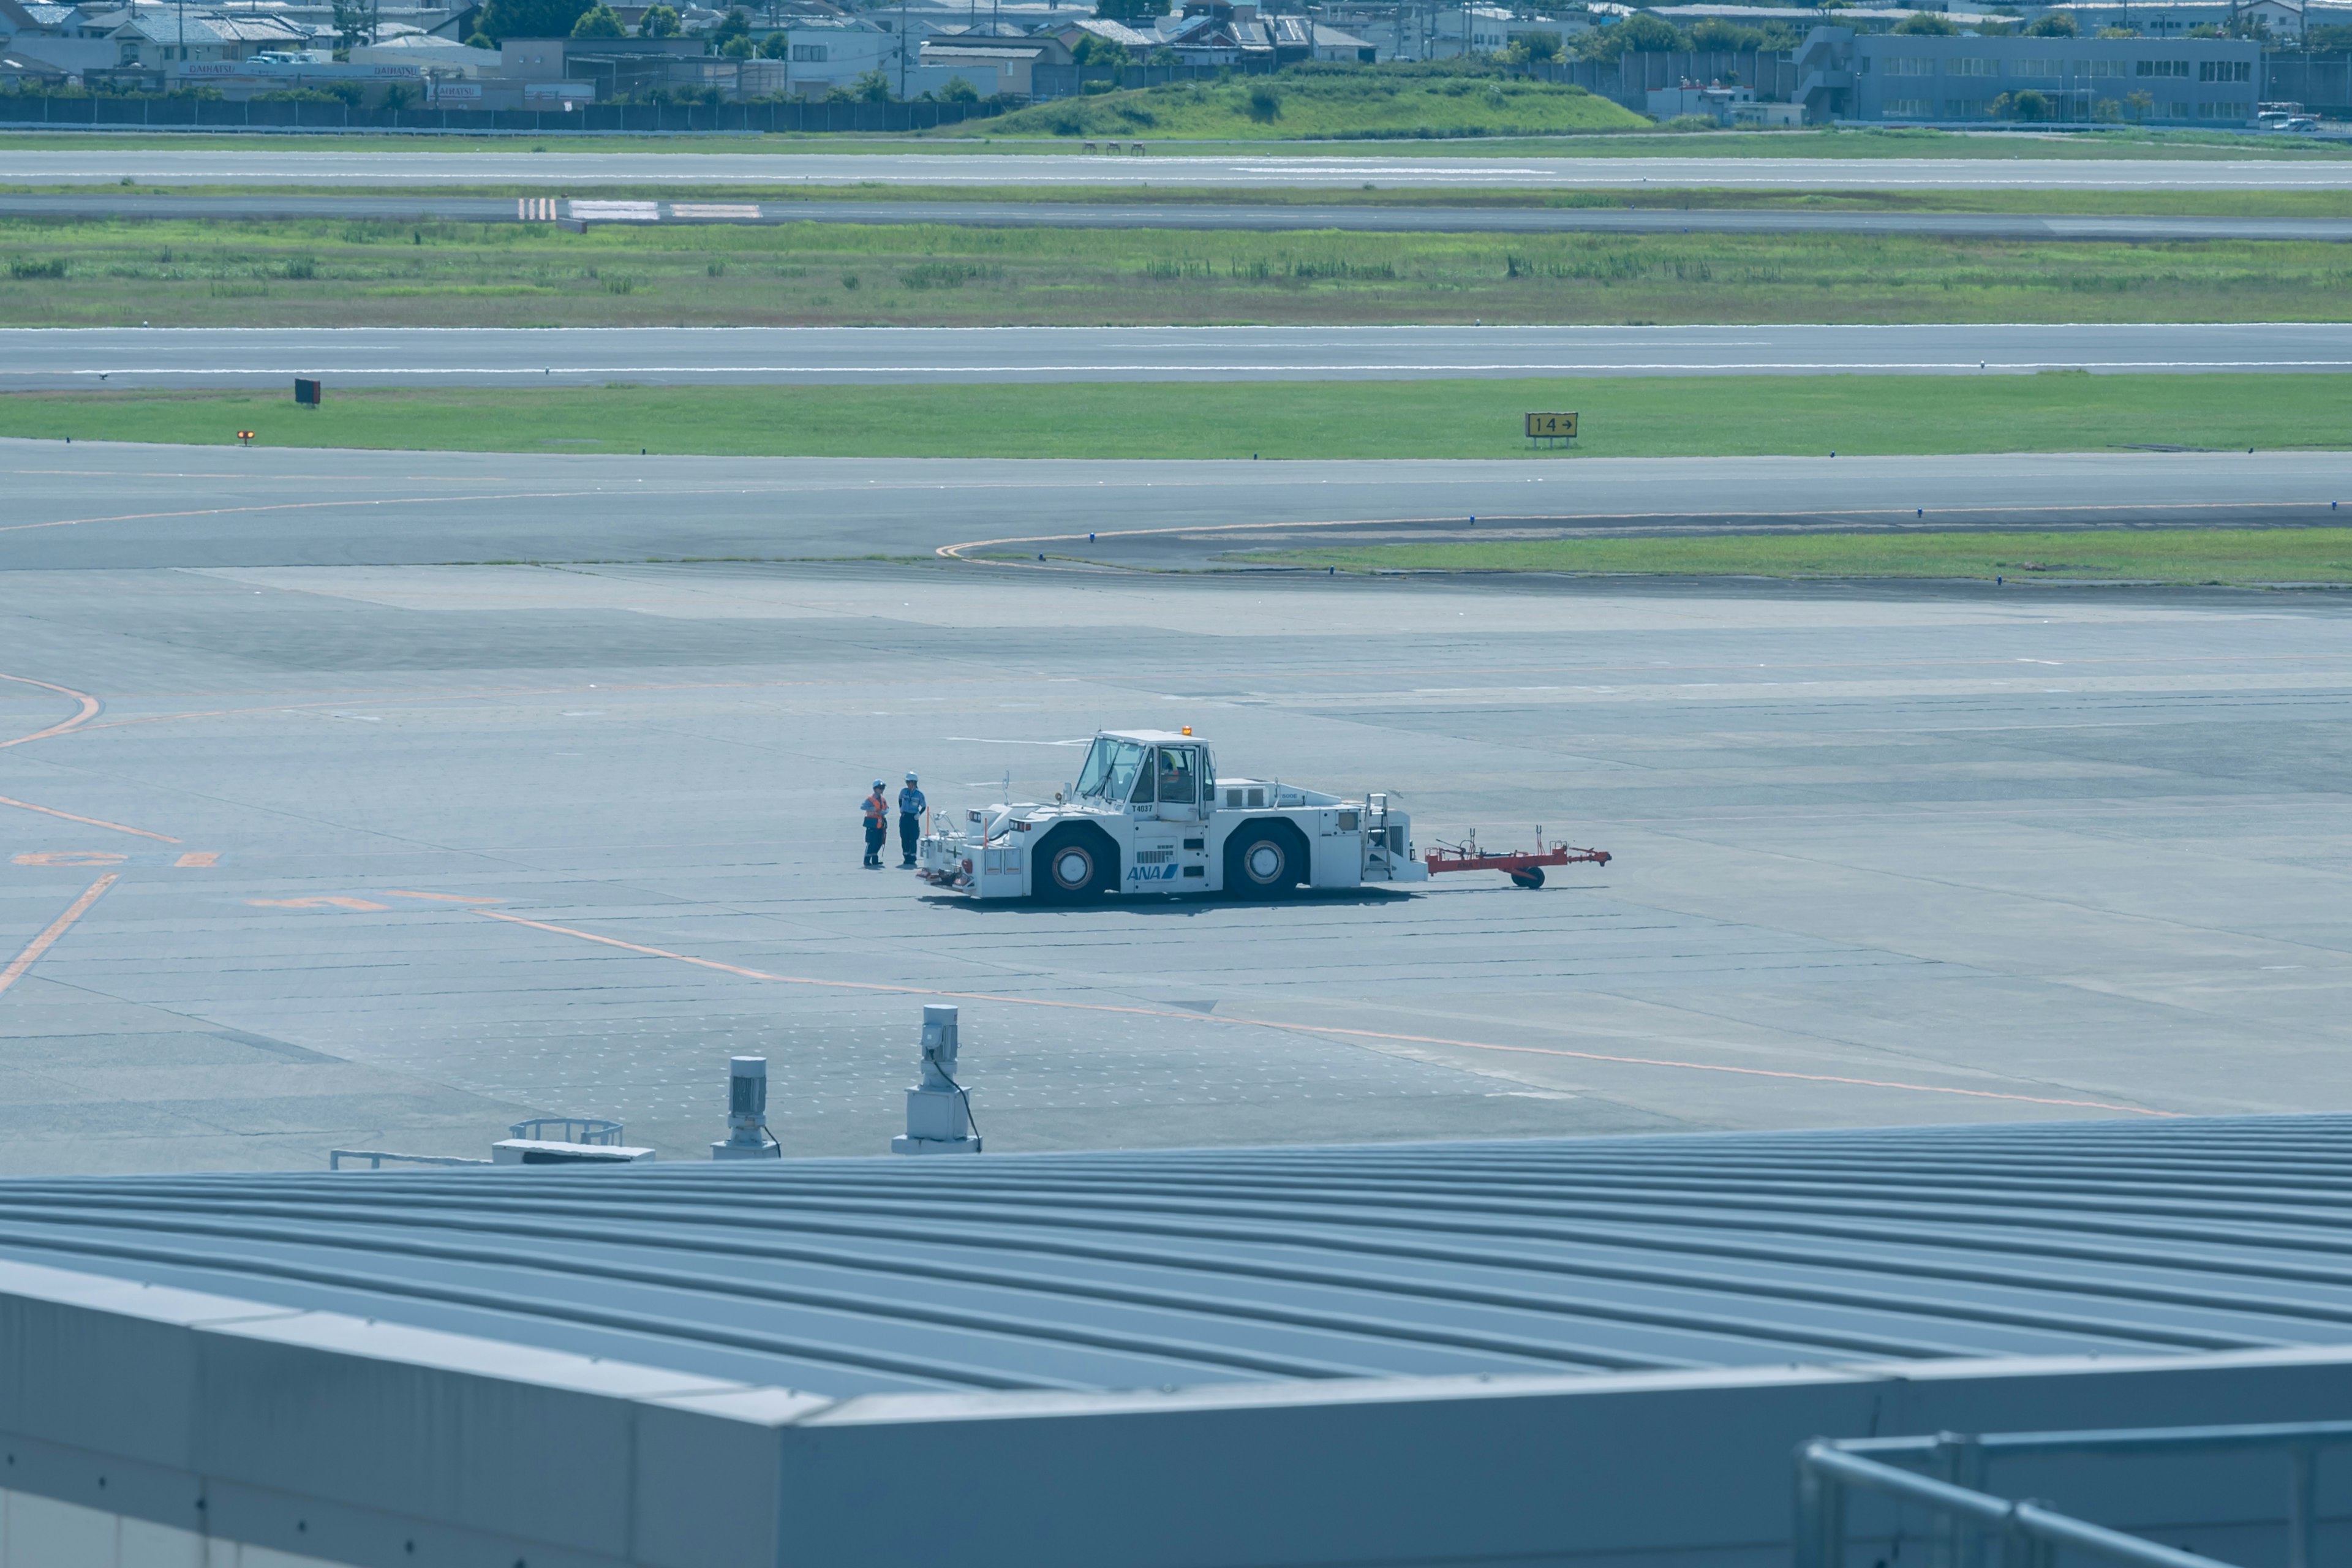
0 1115 2349 1567
1796 25 2266 123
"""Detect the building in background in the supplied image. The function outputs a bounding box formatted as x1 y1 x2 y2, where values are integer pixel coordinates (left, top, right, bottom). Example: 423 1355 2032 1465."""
1833 28 2261 123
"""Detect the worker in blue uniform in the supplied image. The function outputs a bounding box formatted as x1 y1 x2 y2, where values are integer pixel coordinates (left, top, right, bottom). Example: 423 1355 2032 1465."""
862 781 889 868
897 772 927 868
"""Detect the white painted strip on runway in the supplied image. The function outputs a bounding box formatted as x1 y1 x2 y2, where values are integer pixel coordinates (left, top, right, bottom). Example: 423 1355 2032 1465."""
21 360 2352 376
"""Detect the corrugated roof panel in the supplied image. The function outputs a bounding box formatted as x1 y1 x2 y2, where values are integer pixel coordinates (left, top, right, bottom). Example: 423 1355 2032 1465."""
0 1116 2346 1397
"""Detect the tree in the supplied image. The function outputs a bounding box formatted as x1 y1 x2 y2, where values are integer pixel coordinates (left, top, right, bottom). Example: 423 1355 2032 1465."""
851 65 892 99
709 7 750 42
2306 22 2352 48
1894 12 1958 32
1095 0 1169 18
1991 86 2049 117
331 0 376 53
2125 86 2154 121
2024 11 2076 35
571 4 625 37
639 3 679 33
1504 28 1561 63
1689 17 1764 49
474 0 594 43
758 29 787 55
1574 12 1684 60
2095 26 2136 37
1072 32 1132 65
719 32 754 56
1246 80 1281 120
941 74 979 100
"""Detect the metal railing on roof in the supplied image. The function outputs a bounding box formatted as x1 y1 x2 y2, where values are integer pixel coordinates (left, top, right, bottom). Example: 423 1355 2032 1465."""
1795 1419 2352 1568
328 1149 493 1170
508 1117 625 1146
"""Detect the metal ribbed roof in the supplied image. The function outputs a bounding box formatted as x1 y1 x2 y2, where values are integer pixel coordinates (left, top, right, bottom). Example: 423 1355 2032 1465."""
0 1117 2345 1398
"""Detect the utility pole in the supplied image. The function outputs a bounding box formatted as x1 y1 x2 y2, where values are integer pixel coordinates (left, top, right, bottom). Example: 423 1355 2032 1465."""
899 0 907 96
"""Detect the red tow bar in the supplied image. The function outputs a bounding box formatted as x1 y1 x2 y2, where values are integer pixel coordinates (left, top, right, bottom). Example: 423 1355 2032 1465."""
1425 834 1611 889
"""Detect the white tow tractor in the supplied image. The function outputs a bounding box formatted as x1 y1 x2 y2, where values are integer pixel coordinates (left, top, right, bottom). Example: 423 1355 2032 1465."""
918 729 1427 901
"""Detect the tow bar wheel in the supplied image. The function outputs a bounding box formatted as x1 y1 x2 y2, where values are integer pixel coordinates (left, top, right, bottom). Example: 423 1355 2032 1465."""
1510 866 1545 889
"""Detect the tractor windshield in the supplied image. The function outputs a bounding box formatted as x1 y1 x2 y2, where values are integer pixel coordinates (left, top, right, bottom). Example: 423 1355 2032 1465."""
1074 737 1147 801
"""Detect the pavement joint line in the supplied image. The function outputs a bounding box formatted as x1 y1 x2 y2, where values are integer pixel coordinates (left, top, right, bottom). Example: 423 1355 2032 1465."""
470 907 2176 1118
0 873 118 1000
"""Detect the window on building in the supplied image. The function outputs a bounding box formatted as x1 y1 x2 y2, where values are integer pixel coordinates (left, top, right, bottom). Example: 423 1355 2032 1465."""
2089 58 2128 76
1943 96 1985 115
2197 99 2249 116
1886 56 1933 75
2198 59 2250 81
1947 56 1996 75
2162 98 2193 115
2015 58 2061 77
1884 96 1933 116
791 42 826 59
2137 58 2188 77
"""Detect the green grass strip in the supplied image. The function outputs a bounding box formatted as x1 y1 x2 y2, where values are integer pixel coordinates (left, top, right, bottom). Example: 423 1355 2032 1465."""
0 375 2343 460
1246 528 2352 584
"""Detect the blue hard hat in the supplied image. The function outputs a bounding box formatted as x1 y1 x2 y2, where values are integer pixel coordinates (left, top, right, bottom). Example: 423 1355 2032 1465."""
872 779 884 788
905 772 919 783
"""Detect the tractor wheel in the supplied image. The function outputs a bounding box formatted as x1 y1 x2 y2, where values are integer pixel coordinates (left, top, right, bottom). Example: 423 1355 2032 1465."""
1033 826 1114 903
1225 823 1306 899
1510 866 1545 890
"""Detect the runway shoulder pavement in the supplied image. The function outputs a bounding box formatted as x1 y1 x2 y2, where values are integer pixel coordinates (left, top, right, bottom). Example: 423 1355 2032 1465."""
6 323 2352 390
6 190 2350 242
8 149 2352 190
1 440 2346 569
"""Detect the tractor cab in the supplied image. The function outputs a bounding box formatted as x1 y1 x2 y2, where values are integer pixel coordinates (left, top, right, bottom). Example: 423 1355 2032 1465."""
1071 731 1212 824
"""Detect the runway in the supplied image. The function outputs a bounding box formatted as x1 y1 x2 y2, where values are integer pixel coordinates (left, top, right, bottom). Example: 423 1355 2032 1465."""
9 190 2352 241
9 149 2352 191
10 323 2352 388
2 440 2345 569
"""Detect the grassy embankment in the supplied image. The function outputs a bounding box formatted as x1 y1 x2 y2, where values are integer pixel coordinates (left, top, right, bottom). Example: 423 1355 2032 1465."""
1240 530 2352 585
2 126 2347 157
7 216 2352 326
963 75 1643 140
2 374 2342 459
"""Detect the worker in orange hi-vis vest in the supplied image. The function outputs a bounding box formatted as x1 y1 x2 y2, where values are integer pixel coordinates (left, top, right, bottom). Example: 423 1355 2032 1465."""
861 780 889 869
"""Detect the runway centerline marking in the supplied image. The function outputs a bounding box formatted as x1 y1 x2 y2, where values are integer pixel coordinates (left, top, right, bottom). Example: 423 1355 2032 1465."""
473 908 2176 1118
0 873 118 1000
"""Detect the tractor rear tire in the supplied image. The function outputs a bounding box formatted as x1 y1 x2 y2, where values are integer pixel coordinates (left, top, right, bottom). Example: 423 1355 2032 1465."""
1225 823 1306 900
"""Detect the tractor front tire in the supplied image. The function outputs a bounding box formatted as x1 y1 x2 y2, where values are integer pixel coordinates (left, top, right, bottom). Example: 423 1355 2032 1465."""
1033 826 1115 904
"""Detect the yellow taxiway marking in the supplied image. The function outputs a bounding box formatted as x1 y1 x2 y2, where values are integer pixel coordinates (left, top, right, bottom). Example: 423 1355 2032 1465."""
0 873 118 999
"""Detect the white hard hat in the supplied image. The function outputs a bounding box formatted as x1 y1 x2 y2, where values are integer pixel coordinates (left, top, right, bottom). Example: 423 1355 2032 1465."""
905 772 919 782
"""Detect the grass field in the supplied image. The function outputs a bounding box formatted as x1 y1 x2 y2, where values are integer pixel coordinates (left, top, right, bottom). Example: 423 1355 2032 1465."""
1242 528 2352 584
967 76 1645 141
7 216 2352 326
2 375 2342 459
1 126 2346 159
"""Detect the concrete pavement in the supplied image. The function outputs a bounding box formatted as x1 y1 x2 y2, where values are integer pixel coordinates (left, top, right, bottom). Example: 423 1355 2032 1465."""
9 149 2352 190
9 323 2352 389
8 190 2351 241
2 442 2346 568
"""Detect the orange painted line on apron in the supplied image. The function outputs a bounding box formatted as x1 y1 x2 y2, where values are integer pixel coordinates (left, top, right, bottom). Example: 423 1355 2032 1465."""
0 795 178 843
0 873 118 999
0 674 100 750
475 909 2177 1120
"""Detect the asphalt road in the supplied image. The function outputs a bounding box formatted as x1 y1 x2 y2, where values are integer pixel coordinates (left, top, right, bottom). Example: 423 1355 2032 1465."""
9 190 2351 241
9 149 2352 190
4 441 2344 568
10 323 2352 388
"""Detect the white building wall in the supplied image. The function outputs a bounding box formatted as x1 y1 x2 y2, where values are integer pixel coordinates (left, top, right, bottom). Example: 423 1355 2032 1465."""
0 1490 350 1568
